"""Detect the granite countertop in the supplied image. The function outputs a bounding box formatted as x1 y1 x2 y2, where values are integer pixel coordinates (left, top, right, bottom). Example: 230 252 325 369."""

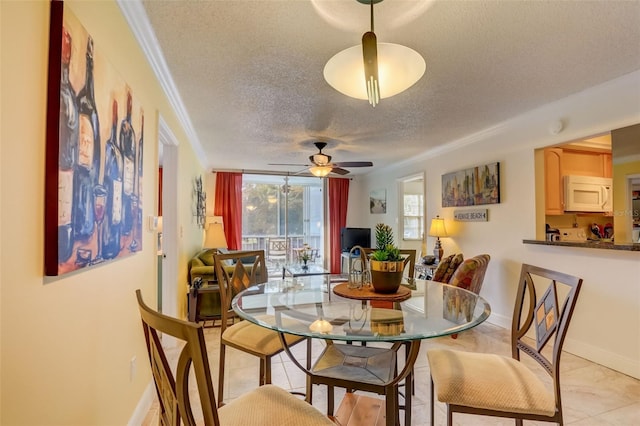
522 239 640 251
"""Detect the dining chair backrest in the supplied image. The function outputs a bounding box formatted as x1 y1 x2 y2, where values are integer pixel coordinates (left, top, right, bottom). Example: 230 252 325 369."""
399 249 416 281
358 248 415 277
513 264 583 389
136 289 219 426
214 250 267 332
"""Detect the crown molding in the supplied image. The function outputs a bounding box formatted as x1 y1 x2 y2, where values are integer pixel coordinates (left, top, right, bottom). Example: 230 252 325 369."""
117 0 208 164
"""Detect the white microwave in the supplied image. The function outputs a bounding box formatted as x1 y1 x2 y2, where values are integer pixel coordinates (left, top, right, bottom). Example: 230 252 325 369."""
563 175 612 212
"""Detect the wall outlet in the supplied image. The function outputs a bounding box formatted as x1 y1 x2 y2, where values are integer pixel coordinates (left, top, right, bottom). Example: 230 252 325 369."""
130 356 137 382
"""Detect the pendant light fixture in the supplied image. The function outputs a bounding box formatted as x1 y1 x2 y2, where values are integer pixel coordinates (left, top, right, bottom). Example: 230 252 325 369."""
362 0 380 106
324 0 425 107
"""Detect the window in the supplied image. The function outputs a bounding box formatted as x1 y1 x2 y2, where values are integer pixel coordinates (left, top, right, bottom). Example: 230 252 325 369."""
400 174 425 240
403 193 423 239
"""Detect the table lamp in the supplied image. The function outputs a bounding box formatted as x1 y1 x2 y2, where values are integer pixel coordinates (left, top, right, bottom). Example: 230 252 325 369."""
204 217 228 251
428 215 448 263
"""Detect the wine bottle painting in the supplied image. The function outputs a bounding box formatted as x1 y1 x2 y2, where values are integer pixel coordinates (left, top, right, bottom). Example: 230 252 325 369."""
45 4 144 276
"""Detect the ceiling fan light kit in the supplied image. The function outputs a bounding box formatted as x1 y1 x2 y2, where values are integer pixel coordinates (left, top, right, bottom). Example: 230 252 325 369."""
309 165 333 177
323 0 425 107
269 142 373 176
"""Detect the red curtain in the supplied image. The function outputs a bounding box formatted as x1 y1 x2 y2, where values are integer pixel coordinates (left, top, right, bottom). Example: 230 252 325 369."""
214 172 243 250
328 178 350 273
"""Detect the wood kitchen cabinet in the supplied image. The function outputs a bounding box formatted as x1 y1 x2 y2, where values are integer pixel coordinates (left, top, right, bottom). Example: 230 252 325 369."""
562 149 612 177
544 147 612 215
544 148 564 215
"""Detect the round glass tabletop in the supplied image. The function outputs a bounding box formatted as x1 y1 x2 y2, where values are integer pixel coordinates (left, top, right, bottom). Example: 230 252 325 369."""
232 275 491 342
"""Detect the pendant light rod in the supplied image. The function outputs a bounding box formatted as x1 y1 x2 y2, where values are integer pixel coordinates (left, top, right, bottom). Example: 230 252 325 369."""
363 0 380 107
370 0 374 32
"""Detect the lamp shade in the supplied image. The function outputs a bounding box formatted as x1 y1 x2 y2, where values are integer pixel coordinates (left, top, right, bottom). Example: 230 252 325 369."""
309 165 332 177
204 222 228 249
428 216 448 238
324 42 425 101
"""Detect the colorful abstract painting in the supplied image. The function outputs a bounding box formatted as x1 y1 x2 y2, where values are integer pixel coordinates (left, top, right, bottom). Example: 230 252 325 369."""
45 2 144 276
442 162 500 207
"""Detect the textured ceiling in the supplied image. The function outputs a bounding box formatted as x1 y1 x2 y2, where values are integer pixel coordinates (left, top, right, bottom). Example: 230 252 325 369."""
137 0 640 176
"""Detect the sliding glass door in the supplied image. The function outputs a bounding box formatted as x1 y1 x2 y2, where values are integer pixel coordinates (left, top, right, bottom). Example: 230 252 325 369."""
242 174 325 275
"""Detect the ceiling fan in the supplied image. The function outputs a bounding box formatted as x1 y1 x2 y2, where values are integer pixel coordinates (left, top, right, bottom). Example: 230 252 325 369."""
270 142 373 177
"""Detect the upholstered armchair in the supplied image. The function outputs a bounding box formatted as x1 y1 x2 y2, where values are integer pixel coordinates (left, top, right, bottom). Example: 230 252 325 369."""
187 248 264 326
188 248 219 285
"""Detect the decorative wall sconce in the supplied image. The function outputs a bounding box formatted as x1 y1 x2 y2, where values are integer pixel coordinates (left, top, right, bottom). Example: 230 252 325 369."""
193 175 206 228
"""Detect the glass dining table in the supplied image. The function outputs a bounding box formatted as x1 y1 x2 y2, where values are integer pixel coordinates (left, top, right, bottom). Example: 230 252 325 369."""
232 275 491 426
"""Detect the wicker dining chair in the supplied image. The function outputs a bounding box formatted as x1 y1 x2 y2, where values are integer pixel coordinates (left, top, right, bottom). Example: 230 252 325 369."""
427 264 583 426
214 250 306 407
135 289 332 426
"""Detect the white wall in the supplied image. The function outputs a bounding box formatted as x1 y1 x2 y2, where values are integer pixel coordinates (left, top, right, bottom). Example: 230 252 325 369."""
349 71 640 379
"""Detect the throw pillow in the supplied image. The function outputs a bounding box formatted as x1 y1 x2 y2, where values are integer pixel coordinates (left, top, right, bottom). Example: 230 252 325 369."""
442 253 464 283
198 249 216 266
432 254 454 282
449 258 478 291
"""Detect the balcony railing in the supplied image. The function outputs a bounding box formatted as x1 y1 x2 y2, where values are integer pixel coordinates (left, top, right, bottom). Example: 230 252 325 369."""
241 234 323 274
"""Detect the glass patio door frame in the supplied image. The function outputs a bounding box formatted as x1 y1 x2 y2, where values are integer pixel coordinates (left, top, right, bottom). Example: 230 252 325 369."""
241 173 325 273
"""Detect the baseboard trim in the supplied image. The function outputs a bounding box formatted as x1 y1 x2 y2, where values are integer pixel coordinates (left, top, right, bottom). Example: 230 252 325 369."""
128 381 155 426
487 312 511 330
564 338 640 380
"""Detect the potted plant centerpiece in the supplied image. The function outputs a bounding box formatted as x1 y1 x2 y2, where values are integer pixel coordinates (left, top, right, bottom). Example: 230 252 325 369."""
370 223 405 293
300 245 312 269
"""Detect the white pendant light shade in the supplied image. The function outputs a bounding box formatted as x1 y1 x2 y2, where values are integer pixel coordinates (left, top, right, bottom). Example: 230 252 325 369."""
324 42 425 101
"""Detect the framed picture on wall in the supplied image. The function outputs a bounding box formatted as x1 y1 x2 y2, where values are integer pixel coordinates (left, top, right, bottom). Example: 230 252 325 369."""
370 188 387 214
44 1 145 276
442 162 500 207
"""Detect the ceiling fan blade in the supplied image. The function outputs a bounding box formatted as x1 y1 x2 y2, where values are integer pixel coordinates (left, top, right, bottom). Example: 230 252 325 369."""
331 167 350 175
293 167 311 176
268 163 310 166
332 161 373 168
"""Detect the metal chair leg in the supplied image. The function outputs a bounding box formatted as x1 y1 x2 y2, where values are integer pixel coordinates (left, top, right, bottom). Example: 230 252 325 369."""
327 385 335 416
218 344 226 407
430 375 434 426
264 356 272 384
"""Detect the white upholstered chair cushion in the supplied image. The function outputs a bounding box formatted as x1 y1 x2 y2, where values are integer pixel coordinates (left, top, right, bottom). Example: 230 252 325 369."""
427 348 556 417
218 384 333 425
222 317 305 355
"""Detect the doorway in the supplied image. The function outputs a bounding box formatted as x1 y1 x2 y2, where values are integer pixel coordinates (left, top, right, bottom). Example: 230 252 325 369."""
158 116 179 318
242 174 325 276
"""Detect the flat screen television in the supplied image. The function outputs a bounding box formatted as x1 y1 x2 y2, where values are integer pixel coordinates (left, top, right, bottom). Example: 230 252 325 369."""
340 227 371 253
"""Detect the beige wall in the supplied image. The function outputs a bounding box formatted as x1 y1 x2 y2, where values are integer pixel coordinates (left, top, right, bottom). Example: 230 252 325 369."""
349 71 640 379
1 1 204 424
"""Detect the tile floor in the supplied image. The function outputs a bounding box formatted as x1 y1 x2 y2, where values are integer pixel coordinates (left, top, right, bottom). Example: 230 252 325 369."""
143 321 640 425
